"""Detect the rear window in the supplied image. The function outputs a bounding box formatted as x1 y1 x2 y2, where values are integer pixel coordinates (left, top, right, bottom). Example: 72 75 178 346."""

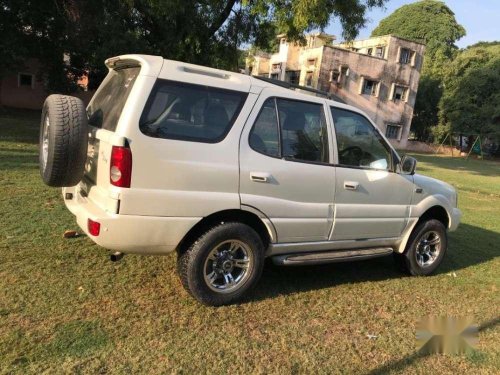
87 67 140 131
139 80 248 143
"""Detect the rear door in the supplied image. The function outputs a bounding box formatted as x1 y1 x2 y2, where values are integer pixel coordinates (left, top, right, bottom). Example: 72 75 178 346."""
239 89 336 243
83 66 142 213
329 106 414 240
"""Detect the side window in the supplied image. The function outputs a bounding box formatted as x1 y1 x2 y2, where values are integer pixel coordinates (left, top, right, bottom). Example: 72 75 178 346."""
277 99 329 163
140 80 247 143
331 107 391 170
249 99 280 157
249 97 330 163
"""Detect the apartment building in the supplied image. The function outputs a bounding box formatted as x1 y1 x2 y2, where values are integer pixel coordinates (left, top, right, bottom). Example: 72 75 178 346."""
246 33 426 149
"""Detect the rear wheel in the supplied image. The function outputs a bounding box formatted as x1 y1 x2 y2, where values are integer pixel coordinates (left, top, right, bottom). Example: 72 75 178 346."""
395 219 447 276
177 222 265 306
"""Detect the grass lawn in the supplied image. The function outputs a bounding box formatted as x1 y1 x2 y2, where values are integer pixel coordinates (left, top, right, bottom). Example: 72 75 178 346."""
0 109 499 374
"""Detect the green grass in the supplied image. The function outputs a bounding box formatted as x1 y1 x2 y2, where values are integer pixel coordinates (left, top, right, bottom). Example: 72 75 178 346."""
1 109 499 374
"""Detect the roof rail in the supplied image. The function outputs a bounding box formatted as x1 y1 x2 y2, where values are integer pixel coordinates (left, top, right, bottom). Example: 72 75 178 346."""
254 76 346 103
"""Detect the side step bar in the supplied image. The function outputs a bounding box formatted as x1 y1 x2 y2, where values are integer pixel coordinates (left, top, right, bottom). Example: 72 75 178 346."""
272 247 394 266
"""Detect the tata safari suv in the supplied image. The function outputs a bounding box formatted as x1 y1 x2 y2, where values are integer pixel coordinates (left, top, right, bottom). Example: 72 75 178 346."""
39 54 461 306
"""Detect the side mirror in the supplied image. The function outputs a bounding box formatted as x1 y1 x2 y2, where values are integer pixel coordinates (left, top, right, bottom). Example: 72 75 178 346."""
401 155 417 175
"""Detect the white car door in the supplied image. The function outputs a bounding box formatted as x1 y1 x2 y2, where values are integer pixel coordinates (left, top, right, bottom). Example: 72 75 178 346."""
239 89 335 243
329 106 414 240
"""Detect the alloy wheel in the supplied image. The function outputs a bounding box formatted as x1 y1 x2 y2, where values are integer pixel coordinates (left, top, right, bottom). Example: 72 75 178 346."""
415 231 441 267
203 240 253 293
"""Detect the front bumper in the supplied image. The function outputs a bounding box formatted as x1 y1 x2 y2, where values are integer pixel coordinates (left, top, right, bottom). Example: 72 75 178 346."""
62 186 200 254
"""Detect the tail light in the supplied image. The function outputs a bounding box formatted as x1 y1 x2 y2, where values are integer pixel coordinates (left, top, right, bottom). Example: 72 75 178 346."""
88 218 101 236
110 145 132 188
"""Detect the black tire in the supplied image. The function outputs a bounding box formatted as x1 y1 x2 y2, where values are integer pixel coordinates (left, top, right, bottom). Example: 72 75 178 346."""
395 219 447 276
39 94 88 187
177 222 265 306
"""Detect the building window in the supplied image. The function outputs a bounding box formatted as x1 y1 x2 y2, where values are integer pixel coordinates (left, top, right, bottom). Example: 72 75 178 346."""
375 47 384 58
18 73 34 88
361 78 379 96
270 73 279 80
392 84 408 103
329 70 340 83
272 63 281 71
367 48 373 56
307 58 316 66
399 48 415 64
331 66 349 87
386 124 400 139
286 70 300 84
305 71 314 87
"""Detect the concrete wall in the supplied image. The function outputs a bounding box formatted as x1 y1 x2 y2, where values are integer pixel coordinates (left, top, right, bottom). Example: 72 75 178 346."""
337 35 391 59
319 36 425 149
235 34 425 149
298 47 324 87
248 33 334 81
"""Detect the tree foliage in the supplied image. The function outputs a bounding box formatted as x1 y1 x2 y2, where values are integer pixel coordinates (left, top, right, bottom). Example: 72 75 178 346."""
371 0 466 141
439 43 500 135
371 0 465 75
410 75 442 141
0 0 387 91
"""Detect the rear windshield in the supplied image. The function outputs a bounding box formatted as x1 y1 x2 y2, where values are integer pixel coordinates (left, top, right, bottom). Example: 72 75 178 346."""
87 67 140 131
140 80 248 143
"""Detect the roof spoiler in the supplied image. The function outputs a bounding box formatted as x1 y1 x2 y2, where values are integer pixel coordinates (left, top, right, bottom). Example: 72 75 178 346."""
104 54 164 77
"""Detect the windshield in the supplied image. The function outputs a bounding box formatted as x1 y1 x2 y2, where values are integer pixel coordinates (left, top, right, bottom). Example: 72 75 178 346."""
87 67 140 131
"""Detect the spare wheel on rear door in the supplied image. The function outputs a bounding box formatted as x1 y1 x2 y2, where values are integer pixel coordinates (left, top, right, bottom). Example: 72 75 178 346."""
39 94 88 187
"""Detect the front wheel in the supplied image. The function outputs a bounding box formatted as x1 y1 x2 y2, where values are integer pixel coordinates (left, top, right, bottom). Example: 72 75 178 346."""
395 219 447 276
177 222 265 306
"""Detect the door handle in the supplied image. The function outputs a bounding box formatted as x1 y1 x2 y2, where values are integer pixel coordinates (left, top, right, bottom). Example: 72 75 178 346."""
344 181 359 190
250 172 271 183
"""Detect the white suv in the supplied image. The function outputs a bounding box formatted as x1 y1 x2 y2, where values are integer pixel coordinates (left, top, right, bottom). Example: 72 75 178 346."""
39 54 461 306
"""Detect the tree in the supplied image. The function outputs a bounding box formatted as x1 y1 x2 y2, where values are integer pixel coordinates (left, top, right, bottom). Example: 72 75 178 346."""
371 0 465 75
0 0 388 91
371 0 466 141
410 76 442 141
439 43 500 135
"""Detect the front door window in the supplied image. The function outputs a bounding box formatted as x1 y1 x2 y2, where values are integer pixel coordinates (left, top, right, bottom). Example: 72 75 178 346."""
331 107 391 170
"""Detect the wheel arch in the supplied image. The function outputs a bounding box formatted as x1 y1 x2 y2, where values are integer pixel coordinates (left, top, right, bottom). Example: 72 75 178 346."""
176 209 275 256
397 204 450 253
416 205 449 228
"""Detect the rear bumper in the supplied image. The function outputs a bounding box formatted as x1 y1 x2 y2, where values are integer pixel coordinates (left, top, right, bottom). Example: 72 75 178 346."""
449 207 462 231
62 186 200 254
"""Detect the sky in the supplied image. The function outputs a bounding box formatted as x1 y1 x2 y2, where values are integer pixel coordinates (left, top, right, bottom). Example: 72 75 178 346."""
324 0 500 48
